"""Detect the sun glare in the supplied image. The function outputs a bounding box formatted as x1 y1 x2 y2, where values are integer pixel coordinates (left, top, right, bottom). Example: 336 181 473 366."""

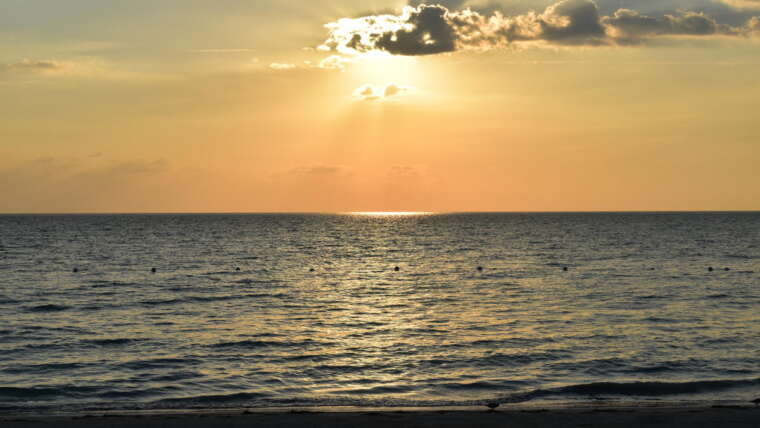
348 211 434 217
350 53 422 87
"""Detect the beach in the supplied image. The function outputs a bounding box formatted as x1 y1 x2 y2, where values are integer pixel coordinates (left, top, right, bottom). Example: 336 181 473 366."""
3 406 760 428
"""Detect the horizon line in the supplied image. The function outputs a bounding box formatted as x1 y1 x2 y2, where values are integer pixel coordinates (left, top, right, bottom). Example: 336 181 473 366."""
2 210 760 216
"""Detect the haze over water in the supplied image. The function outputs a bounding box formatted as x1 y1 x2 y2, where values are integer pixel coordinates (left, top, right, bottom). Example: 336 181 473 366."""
1 213 759 413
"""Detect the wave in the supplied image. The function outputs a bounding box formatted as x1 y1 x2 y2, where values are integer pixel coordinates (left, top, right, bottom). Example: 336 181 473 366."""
153 392 267 406
137 293 287 307
138 376 760 408
117 357 200 371
85 338 137 346
210 339 330 349
724 254 755 260
0 295 18 305
1 377 758 411
25 304 70 313
0 385 100 401
493 377 760 404
0 362 88 374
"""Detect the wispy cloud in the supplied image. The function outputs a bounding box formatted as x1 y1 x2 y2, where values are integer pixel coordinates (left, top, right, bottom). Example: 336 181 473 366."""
3 59 67 73
294 166 339 175
318 55 352 70
269 62 297 70
0 58 150 81
190 48 257 53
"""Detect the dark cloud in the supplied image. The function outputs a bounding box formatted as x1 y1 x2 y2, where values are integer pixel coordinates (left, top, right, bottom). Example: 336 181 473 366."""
540 0 607 44
376 5 457 55
603 9 737 41
321 0 760 56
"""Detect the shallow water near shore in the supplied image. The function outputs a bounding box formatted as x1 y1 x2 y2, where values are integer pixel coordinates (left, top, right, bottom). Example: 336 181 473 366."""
1 212 759 414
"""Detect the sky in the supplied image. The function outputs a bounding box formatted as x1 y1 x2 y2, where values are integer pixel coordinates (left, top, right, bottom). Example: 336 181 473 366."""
1 0 759 213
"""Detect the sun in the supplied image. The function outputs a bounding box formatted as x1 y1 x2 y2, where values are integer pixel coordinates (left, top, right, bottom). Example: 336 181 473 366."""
349 52 423 89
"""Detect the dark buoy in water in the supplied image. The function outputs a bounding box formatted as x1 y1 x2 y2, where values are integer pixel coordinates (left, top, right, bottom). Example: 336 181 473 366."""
309 268 315 272
477 266 483 272
708 267 714 272
563 266 568 272
486 402 500 411
235 267 241 271
724 267 730 271
72 267 78 273
394 266 400 272
751 398 760 406
151 267 157 273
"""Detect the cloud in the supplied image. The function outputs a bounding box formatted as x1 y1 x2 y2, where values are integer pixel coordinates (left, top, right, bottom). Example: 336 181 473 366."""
107 159 169 175
269 62 297 70
0 58 144 81
268 57 353 72
603 9 739 41
3 59 66 73
318 55 352 70
748 16 760 32
320 0 760 56
190 48 256 53
383 83 407 97
718 0 760 10
408 0 468 9
0 157 173 213
354 84 381 100
388 165 422 179
288 165 346 176
353 83 412 101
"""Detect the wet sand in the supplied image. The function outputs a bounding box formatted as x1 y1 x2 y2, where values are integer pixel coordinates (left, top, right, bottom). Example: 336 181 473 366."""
3 406 759 428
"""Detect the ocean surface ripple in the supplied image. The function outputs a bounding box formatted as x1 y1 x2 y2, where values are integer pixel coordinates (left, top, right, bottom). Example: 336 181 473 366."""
0 213 759 413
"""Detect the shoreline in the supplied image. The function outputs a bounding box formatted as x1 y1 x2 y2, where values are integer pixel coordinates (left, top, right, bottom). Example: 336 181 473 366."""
2 404 759 427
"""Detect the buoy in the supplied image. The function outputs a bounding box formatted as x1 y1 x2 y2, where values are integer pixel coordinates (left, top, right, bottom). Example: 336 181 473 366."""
477 266 483 272
724 267 730 271
235 267 241 271
309 268 315 272
486 402 500 411
394 266 400 272
563 267 568 272
708 267 713 272
72 268 78 273
151 268 157 273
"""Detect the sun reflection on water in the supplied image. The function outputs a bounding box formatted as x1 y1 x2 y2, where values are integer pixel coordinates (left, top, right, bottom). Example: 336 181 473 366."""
347 211 434 217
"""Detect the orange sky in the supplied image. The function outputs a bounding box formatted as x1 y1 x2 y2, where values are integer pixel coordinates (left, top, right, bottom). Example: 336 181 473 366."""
2 0 760 212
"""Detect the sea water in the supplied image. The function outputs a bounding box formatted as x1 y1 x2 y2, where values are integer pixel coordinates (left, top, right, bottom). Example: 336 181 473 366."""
0 213 758 413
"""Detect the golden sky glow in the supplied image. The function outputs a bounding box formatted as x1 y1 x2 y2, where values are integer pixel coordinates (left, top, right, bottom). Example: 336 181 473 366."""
1 0 760 212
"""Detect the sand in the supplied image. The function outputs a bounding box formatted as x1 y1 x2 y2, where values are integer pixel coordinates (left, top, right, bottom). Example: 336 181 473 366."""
2 406 759 428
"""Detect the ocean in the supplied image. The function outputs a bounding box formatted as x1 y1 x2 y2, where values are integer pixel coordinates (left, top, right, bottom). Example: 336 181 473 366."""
1 212 758 414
